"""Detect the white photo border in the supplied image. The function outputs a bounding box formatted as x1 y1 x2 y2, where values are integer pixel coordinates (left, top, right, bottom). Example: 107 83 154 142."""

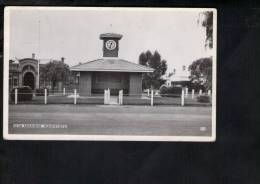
3 7 217 142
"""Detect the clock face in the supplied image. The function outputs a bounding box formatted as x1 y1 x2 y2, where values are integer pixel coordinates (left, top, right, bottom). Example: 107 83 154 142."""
105 40 117 50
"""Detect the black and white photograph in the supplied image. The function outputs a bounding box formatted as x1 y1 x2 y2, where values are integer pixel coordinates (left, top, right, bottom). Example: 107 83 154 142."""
3 7 217 141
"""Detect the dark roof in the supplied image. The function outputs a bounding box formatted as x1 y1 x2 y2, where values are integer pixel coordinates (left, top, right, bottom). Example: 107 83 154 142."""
70 58 154 73
100 33 122 40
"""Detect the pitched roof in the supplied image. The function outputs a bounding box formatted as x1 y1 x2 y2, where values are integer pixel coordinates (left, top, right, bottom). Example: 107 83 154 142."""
70 58 154 73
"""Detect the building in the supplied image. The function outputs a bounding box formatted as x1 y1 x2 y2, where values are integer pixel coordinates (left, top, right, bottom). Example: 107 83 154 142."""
9 53 40 91
70 33 154 96
9 54 74 91
165 65 191 87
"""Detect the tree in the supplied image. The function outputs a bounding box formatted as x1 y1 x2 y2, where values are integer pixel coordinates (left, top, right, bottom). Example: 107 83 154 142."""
198 11 213 49
188 57 212 90
40 60 70 90
139 50 167 89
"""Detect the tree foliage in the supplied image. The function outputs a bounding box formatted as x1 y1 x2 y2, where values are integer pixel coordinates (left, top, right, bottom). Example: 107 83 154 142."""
139 50 167 89
40 60 70 89
199 11 213 49
189 57 212 90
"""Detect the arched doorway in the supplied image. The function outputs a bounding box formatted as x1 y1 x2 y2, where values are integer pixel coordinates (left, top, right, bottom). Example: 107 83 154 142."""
23 72 35 89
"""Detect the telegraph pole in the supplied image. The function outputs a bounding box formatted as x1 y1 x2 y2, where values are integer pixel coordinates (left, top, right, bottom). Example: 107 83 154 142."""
37 20 41 88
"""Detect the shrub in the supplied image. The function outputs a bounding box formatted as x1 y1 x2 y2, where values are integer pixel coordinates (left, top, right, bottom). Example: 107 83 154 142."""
35 88 49 96
189 83 206 93
197 95 210 103
11 86 33 101
159 85 168 94
159 85 182 97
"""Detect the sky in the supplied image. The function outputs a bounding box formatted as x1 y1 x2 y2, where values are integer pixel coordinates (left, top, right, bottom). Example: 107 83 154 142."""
7 7 214 74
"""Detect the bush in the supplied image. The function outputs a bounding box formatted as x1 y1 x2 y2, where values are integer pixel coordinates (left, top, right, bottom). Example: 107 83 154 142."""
159 85 182 97
197 95 210 103
35 88 49 96
10 86 33 101
159 85 168 94
189 83 206 93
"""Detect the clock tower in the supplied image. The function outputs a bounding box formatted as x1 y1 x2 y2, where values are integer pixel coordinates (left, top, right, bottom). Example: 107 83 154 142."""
100 33 122 57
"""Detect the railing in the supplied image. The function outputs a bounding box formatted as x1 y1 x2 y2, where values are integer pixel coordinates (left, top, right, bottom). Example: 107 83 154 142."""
9 87 212 106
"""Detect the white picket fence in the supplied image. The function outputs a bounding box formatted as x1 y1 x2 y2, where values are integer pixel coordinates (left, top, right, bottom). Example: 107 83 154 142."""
12 87 211 106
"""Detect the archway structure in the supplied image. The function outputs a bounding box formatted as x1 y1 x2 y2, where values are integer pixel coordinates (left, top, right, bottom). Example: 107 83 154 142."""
23 72 35 89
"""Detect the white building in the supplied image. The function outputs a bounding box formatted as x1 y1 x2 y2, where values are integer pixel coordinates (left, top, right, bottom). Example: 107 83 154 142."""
165 65 190 87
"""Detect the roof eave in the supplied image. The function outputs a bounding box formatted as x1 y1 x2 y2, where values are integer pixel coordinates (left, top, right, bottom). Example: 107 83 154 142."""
70 68 154 73
19 58 38 62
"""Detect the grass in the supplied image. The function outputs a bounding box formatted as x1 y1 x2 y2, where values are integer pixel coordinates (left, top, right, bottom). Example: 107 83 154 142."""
123 96 150 105
154 96 181 105
9 104 212 136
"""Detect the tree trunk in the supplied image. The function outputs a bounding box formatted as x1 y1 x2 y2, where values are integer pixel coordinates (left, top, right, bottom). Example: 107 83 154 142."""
52 80 56 91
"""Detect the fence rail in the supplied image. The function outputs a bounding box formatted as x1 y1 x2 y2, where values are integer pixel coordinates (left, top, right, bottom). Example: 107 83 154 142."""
9 87 212 106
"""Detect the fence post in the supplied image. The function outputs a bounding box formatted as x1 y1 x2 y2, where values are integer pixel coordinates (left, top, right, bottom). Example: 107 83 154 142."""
44 88 47 104
151 89 154 106
191 89 195 99
208 90 211 96
118 90 120 105
199 89 202 95
15 88 18 104
185 87 188 97
108 88 110 103
121 90 123 105
147 89 150 97
63 88 66 96
74 89 77 104
104 90 107 104
181 89 185 106
118 90 123 105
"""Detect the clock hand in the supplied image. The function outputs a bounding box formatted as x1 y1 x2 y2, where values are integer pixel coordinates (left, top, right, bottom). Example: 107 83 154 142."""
109 42 113 48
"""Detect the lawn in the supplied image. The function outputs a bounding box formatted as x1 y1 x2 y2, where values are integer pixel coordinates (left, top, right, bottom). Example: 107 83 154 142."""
8 104 212 137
